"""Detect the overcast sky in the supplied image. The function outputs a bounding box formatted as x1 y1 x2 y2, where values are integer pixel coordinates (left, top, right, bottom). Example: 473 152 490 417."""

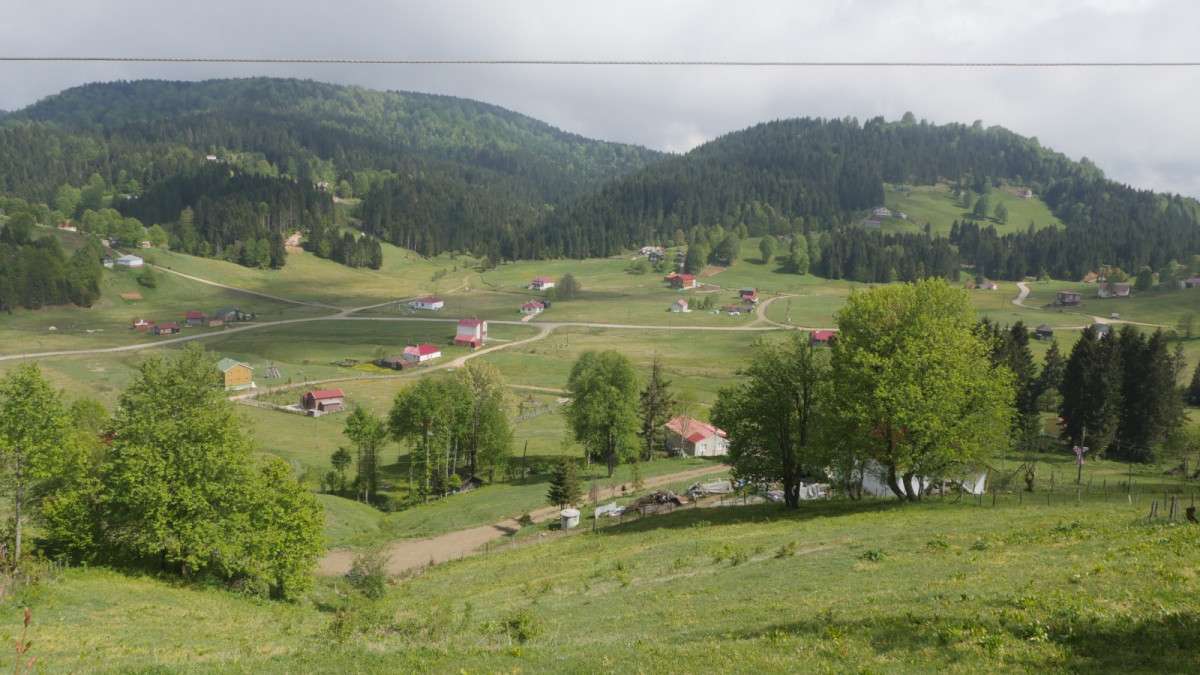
2 0 1198 195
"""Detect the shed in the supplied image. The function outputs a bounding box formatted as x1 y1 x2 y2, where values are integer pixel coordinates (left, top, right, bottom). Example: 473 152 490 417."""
1034 324 1054 340
529 276 556 290
217 358 255 391
184 310 207 326
301 388 345 415
154 322 180 335
1056 290 1082 306
408 296 445 311
115 254 144 269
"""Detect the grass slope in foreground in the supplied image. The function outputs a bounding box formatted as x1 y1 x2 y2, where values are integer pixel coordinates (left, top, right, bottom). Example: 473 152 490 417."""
13 480 1200 672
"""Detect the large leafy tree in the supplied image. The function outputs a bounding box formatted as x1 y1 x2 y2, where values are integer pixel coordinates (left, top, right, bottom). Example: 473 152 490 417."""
344 406 389 504
455 362 512 479
0 364 72 562
98 345 321 597
711 334 826 508
565 351 640 477
829 279 1014 500
389 376 471 499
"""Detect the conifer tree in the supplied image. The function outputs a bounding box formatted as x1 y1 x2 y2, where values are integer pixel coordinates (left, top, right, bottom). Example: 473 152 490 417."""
547 459 583 508
637 358 676 461
1187 360 1200 407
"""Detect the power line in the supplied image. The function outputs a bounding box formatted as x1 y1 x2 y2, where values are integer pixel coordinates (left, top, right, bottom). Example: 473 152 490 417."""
1 57 1199 67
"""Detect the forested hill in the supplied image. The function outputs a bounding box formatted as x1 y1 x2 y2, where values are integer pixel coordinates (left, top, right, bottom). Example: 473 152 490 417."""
534 116 1199 282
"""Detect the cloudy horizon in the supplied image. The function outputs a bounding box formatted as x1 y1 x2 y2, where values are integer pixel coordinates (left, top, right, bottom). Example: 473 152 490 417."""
2 0 1198 196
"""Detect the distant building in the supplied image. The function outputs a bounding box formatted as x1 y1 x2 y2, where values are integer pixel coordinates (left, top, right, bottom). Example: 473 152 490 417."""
1097 282 1131 299
408 296 445 311
521 300 546 315
212 307 253 323
138 240 152 249
669 273 698 290
810 329 837 346
205 154 219 162
377 355 411 371
1183 277 1200 289
131 318 154 332
217 358 255 391
154 322 180 336
1092 324 1112 339
1056 290 1082 306
115 254 144 269
56 221 77 232
1019 188 1034 199
664 415 729 457
455 319 487 349
403 343 442 363
980 280 999 291
184 310 207 327
670 298 690 313
301 388 345 415
872 207 893 218
1035 324 1054 340
739 288 759 303
530 276 556 291
102 257 115 269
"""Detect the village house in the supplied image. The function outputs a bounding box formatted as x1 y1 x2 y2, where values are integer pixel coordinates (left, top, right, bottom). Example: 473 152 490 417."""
669 273 698 290
57 221 77 233
131 318 154 332
184 310 207 327
1056 290 1082 306
1020 188 1034 199
212 307 252 323
408 296 445 311
455 318 487 349
739 288 759 304
1183 277 1200 289
301 388 345 416
403 343 442 363
115 254 144 269
1093 324 1112 339
154 322 180 336
871 206 892 218
521 299 546 315
1097 282 1132 299
529 276 556 291
205 316 225 328
670 298 690 313
217 358 255 391
810 329 837 346
1035 324 1054 340
664 415 730 457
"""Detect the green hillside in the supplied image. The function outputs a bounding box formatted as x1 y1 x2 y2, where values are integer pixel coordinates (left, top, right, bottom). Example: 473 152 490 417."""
882 182 1063 235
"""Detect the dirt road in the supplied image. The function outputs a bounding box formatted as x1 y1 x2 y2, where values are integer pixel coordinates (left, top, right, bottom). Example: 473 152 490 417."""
318 463 730 577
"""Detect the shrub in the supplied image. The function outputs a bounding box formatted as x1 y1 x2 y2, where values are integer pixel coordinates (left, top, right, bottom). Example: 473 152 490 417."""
502 608 541 644
859 548 887 562
347 548 389 600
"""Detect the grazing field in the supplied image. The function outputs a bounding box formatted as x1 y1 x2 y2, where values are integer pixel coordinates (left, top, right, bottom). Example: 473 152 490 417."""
882 182 1063 236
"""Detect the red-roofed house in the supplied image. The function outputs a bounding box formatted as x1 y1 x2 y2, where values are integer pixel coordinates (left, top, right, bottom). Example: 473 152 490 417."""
455 319 488 348
529 276 556 291
669 273 698 290
301 388 345 415
810 330 837 346
664 415 729 457
739 288 759 303
521 300 546 315
131 318 154 332
184 310 206 327
403 343 442 363
154 322 180 336
408 296 445 311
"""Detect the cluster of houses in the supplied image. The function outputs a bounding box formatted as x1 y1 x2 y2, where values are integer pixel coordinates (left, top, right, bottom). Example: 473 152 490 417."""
132 307 253 337
372 318 490 370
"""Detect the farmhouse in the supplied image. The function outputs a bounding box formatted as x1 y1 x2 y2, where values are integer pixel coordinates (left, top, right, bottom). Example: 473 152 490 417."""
1097 282 1131 299
1056 290 1082 306
871 206 892 218
669 273 698 290
1019 188 1034 199
739 288 759 303
1035 324 1054 340
154 322 180 336
529 276 555 291
521 300 546 315
115 254 144 269
217 358 255 391
664 415 729 457
212 307 252 323
301 388 345 415
205 317 225 328
409 296 445 311
403 343 442 363
131 318 154 332
57 221 77 232
810 329 837 346
670 298 690 313
455 319 487 348
184 310 206 326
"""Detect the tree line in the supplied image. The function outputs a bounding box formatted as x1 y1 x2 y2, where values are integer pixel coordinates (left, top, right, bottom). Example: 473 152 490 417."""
0 223 104 312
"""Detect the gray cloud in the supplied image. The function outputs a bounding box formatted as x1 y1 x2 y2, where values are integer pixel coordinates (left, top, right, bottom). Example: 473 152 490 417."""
1 0 1198 195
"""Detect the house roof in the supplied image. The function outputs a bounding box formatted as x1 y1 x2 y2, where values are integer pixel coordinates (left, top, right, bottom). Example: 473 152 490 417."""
217 358 251 373
523 300 545 309
157 322 180 330
1036 324 1054 332
185 310 205 319
532 276 554 283
459 318 485 327
811 329 837 342
673 298 688 306
413 295 443 304
116 254 143 263
404 343 441 356
665 415 726 440
306 388 344 400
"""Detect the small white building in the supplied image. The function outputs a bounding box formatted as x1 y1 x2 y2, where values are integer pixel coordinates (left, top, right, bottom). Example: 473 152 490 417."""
455 319 487 348
402 343 442 363
115 254 144 269
521 300 546 315
408 296 445 311
670 298 690 313
871 206 892 218
530 276 556 291
664 415 729 457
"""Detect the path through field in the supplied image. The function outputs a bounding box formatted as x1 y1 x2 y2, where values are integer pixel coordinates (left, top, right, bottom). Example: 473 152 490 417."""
318 463 730 577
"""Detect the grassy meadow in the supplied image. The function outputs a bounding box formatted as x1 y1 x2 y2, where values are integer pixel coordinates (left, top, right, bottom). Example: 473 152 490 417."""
882 182 1063 236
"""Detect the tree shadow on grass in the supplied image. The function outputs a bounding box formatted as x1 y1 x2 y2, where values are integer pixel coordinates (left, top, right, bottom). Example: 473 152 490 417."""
595 498 905 537
713 610 1200 672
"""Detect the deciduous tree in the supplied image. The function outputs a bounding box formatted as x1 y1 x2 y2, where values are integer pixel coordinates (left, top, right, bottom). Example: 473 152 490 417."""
565 351 640 476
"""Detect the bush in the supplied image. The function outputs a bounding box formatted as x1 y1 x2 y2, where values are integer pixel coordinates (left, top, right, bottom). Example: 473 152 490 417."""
502 608 542 644
347 548 389 600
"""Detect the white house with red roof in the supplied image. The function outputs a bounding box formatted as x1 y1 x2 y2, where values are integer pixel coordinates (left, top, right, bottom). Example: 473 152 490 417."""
670 298 690 313
810 329 837 346
664 415 729 457
529 276 556 291
408 296 445 311
455 319 488 348
403 343 442 363
739 288 759 303
669 273 698 290
521 300 546 315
